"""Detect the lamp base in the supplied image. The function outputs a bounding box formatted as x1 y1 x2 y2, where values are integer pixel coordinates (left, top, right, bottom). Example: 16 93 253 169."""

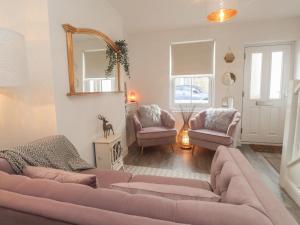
180 145 192 150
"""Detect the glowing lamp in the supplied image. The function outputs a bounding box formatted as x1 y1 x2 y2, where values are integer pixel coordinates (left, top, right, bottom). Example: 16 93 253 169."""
178 129 192 150
207 0 238 23
129 91 136 102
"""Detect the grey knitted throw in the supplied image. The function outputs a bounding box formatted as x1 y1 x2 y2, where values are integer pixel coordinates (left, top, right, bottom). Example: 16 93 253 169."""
0 135 94 174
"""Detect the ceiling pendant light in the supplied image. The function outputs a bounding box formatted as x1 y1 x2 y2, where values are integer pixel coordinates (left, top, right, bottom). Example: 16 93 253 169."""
207 0 238 23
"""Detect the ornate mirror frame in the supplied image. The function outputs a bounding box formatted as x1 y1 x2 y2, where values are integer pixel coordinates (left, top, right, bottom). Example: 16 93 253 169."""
63 24 120 96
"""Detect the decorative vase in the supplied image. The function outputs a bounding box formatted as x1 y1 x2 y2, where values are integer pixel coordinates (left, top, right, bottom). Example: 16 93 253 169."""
177 106 195 150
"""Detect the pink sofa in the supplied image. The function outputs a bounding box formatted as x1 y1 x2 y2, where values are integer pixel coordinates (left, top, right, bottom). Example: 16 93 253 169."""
0 146 298 225
189 109 241 152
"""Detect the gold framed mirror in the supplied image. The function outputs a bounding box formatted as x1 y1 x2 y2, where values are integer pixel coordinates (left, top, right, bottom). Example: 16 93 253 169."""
63 24 120 96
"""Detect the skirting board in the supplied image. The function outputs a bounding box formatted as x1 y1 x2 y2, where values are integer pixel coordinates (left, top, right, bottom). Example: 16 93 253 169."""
282 176 300 207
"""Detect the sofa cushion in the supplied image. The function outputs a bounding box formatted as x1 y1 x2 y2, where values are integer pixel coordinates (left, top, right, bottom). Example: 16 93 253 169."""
131 175 211 191
111 182 220 202
188 129 233 146
0 158 14 174
138 105 162 128
80 168 132 188
204 108 237 132
137 127 177 140
23 166 98 188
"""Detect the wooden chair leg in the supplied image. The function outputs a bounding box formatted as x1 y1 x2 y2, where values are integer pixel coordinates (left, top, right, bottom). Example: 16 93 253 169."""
170 144 174 152
140 146 144 155
192 146 196 155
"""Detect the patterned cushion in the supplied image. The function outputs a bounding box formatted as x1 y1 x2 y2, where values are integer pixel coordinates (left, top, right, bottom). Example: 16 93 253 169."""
204 108 237 132
138 105 162 128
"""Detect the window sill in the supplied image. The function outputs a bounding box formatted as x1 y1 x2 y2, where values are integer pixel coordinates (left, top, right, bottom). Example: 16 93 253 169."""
170 106 209 113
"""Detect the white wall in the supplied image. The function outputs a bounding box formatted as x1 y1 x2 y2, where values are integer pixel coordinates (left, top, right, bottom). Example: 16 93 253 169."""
0 0 57 147
127 17 300 130
47 0 126 164
295 40 300 80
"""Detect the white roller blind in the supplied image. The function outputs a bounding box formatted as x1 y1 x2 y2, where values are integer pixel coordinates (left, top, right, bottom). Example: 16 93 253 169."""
171 41 214 76
84 50 107 78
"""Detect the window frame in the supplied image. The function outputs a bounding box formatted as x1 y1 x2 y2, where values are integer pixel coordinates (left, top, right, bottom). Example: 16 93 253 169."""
169 40 215 111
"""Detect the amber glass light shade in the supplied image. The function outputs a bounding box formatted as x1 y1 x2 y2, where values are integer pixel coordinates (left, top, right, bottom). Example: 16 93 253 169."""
129 91 136 102
207 8 238 23
178 123 192 150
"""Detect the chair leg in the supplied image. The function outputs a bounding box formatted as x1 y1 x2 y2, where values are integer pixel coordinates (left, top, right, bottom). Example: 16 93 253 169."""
170 144 174 152
140 146 144 155
192 146 196 155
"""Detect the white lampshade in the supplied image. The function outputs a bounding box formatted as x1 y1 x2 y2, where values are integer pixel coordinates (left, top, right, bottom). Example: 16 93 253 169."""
0 28 27 87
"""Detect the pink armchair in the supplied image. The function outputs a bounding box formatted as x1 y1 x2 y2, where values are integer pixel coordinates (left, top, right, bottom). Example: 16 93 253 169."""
133 108 177 154
188 109 241 153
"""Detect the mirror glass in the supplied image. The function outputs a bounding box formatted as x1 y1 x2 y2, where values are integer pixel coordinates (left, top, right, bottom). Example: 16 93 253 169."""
73 34 117 93
222 72 236 86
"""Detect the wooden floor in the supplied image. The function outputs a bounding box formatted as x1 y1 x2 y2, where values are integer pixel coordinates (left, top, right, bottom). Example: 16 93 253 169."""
125 144 214 174
125 144 300 223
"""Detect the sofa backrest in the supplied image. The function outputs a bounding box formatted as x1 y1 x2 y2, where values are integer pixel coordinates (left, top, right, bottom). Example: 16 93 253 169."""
0 171 273 225
211 146 298 225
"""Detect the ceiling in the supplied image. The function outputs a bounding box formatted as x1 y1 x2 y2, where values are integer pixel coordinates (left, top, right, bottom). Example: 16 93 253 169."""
108 0 300 33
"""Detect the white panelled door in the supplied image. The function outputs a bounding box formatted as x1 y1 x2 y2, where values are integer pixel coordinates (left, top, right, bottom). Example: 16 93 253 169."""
242 44 292 144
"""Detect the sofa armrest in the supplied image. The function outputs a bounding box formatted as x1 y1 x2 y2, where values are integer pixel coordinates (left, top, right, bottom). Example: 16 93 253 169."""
133 114 142 132
161 110 176 129
227 112 241 137
190 111 206 130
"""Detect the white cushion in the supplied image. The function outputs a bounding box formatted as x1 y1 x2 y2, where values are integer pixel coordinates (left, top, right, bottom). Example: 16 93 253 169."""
138 105 162 128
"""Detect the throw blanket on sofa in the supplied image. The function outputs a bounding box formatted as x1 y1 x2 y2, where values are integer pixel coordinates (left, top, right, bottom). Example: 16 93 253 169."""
0 135 94 174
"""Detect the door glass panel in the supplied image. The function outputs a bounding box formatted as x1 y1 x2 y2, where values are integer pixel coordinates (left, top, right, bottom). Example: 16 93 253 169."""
250 53 263 99
269 51 283 99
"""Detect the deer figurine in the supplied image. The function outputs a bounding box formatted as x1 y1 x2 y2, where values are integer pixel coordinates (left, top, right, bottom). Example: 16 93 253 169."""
97 114 115 138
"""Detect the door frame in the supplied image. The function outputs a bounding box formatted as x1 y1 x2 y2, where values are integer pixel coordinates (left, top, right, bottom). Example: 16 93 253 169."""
241 41 295 145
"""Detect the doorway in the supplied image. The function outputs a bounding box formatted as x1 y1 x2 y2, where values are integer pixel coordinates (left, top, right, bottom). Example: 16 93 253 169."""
242 44 292 144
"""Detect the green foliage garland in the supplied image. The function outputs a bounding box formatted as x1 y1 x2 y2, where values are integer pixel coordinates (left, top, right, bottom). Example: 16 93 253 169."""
106 40 130 77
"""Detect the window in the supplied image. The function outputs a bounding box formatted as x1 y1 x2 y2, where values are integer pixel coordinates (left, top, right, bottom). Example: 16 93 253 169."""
83 78 115 92
82 50 115 92
170 41 215 109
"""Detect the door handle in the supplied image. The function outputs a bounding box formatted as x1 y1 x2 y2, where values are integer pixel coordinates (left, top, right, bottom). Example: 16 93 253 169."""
256 101 273 106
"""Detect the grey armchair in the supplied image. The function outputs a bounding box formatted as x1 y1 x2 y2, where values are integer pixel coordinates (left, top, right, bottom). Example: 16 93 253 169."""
133 108 177 154
188 109 241 153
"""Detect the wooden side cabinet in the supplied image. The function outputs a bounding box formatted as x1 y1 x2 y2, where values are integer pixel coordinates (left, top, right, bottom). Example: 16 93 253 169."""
94 134 124 171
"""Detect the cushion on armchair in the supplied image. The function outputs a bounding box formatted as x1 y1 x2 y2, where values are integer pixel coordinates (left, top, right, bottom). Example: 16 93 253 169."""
137 127 177 140
204 108 237 132
189 129 233 146
138 105 162 128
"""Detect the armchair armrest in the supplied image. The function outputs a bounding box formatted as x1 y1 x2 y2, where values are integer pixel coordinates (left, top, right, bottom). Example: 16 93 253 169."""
161 110 175 129
190 111 206 130
133 114 142 132
227 112 241 137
